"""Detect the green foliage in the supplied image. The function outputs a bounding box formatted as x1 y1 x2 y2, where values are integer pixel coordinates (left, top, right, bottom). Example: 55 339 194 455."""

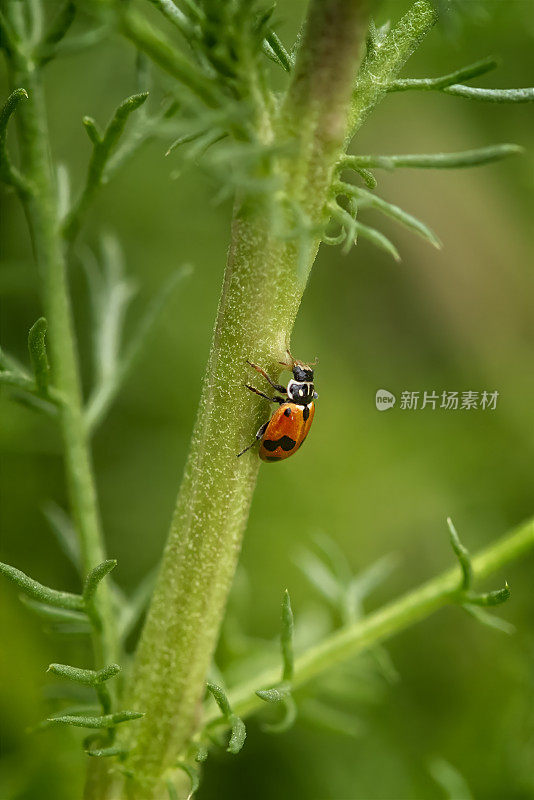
63 92 149 243
27 317 50 395
447 518 512 631
255 590 297 733
36 0 76 66
0 317 62 413
206 682 247 754
83 560 117 605
428 757 474 800
342 144 523 171
82 237 192 433
47 662 121 687
387 55 498 92
280 590 294 683
47 710 144 729
171 761 200 800
0 87 30 195
1 0 534 797
448 517 472 590
43 501 81 569
328 14 533 262
0 561 85 611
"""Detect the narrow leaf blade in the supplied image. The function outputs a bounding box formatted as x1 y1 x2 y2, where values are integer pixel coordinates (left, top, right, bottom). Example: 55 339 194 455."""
0 561 84 611
354 221 400 261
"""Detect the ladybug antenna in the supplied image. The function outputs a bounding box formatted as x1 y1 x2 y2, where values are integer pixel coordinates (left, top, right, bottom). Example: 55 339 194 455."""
278 348 295 369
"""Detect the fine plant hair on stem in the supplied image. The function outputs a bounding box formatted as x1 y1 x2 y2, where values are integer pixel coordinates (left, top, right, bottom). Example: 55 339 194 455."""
112 2 372 795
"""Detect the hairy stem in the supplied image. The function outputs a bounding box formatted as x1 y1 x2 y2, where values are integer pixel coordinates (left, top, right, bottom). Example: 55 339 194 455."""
348 0 437 137
7 52 117 669
102 1 370 796
207 515 534 725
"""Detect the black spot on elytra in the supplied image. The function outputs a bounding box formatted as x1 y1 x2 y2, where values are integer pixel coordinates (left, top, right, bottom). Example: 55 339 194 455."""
284 407 292 417
263 435 297 452
303 405 310 422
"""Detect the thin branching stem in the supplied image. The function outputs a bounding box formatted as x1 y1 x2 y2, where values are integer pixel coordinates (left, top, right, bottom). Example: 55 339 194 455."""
120 7 219 106
347 0 437 138
5 41 118 669
205 516 534 726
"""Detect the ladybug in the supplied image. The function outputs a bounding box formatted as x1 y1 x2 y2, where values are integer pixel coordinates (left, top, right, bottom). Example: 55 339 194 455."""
237 351 318 462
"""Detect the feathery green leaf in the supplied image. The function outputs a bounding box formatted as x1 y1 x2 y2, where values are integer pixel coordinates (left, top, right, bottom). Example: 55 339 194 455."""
336 183 441 249
329 202 357 254
20 597 89 626
428 757 474 800
0 371 37 392
447 517 472 590
464 584 510 607
352 166 377 189
227 714 246 754
443 85 534 103
174 761 200 799
281 590 294 682
47 710 144 728
85 263 192 432
387 56 498 92
342 144 523 171
0 561 84 610
28 317 49 395
83 560 117 605
0 88 31 195
47 662 121 686
264 30 292 72
167 781 179 800
37 1 76 66
195 742 208 762
354 221 400 261
121 8 219 107
147 0 197 39
206 682 247 754
42 502 81 571
82 116 102 146
463 604 515 635
262 694 297 734
63 92 149 243
256 684 292 703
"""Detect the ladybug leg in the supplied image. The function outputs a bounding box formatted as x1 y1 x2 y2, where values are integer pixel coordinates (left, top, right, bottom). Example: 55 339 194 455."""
246 361 286 394
237 421 269 458
244 384 284 404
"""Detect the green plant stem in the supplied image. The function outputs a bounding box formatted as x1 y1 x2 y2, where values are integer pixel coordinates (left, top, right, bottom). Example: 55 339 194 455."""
206 515 534 726
347 0 437 138
100 1 370 797
7 52 117 669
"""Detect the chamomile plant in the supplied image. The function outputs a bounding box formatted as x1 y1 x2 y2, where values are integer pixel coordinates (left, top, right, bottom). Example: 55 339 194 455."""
1 0 533 797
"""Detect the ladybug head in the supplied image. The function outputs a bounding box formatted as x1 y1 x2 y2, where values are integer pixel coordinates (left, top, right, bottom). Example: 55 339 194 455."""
292 362 314 382
279 349 316 382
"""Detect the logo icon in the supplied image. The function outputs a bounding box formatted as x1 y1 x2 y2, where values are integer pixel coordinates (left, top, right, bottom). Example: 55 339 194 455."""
375 389 396 411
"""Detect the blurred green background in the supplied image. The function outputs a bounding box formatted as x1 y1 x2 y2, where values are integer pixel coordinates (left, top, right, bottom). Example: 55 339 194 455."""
1 1 534 798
